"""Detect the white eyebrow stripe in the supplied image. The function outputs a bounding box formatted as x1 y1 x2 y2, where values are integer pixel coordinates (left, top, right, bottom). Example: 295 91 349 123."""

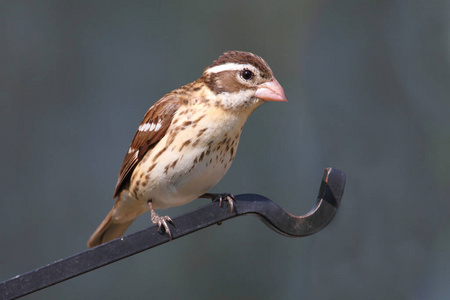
205 63 255 74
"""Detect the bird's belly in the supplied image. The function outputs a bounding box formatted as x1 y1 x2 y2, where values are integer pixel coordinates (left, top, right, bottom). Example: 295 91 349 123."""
160 151 232 209
130 127 239 209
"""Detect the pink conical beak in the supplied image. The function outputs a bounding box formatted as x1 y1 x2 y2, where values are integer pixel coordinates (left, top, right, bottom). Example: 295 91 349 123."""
255 78 287 102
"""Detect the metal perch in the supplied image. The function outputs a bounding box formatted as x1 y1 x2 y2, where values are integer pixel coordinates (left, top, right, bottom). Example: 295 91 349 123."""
0 167 345 300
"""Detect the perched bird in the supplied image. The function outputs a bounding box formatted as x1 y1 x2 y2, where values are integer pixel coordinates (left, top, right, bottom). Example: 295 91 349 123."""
88 51 287 247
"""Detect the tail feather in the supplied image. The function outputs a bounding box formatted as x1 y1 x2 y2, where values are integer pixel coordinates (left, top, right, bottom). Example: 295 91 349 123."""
88 193 146 248
87 208 133 247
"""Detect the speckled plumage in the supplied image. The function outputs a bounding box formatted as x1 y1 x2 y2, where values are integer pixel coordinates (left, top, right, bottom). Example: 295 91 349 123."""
88 51 287 247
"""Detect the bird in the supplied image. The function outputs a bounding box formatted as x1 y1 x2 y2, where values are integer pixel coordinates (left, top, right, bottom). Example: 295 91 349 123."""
87 51 287 247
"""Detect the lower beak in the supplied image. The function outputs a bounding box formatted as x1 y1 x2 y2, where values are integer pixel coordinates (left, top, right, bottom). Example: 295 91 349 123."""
254 78 287 102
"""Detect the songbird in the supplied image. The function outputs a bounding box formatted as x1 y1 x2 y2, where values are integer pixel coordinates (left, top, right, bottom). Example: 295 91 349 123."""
88 51 287 247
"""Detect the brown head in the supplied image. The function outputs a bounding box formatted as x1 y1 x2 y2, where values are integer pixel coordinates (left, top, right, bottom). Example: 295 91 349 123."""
201 51 287 111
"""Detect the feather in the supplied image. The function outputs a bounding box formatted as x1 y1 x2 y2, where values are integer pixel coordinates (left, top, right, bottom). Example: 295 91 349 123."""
113 94 181 197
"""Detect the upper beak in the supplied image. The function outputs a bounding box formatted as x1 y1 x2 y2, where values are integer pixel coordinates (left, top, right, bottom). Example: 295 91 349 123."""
254 78 287 102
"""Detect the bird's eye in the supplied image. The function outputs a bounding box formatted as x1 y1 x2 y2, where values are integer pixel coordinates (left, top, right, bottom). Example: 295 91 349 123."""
240 69 254 80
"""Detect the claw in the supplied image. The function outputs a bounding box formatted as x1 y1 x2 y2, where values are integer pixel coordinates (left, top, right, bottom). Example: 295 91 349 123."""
200 193 237 214
156 216 174 240
148 201 174 241
225 194 236 214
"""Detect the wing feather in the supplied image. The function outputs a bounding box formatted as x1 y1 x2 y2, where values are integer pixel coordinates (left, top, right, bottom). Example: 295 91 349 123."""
113 94 181 197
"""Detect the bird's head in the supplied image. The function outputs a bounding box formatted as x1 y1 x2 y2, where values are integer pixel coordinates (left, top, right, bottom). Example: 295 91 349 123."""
201 51 287 112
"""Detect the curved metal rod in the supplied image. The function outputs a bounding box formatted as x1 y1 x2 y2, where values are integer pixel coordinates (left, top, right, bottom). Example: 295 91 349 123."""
0 167 345 300
246 167 345 237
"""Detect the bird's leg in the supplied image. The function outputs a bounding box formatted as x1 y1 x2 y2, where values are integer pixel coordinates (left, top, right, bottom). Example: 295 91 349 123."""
200 193 236 214
148 200 174 241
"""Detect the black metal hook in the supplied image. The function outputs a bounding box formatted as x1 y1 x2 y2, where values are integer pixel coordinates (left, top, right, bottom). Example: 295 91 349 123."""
0 167 345 300
242 167 345 237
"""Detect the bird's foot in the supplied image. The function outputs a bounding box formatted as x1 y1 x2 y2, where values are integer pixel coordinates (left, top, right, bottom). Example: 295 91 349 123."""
200 193 236 214
148 201 174 240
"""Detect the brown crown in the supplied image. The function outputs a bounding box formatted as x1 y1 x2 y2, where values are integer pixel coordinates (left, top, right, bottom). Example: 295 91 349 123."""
206 51 273 79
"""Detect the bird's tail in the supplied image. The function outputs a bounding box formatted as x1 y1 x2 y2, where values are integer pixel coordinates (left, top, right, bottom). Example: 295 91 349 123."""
87 192 147 248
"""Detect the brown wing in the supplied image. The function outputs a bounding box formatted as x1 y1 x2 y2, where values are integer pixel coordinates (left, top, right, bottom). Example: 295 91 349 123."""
113 94 181 198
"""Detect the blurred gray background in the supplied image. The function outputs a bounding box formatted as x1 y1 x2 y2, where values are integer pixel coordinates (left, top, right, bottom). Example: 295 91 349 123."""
1 1 449 299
